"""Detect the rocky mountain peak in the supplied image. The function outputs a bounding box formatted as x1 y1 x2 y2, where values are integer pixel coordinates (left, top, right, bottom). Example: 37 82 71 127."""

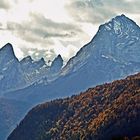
0 43 17 60
62 15 140 75
99 14 139 34
50 55 63 72
0 43 19 69
20 56 33 64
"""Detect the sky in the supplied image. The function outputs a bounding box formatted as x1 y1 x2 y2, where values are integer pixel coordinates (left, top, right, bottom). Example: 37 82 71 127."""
0 0 140 62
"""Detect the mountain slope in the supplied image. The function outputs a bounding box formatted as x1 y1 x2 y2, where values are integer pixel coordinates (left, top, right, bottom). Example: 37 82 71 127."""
20 56 48 84
5 15 140 104
0 98 31 140
7 72 140 140
62 14 140 75
20 54 64 85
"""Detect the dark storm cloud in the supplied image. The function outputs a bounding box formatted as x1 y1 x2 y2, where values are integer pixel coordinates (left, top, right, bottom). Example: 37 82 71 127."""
6 13 82 43
0 0 10 9
66 0 140 24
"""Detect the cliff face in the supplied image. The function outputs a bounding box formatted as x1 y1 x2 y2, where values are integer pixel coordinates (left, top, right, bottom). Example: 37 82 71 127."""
8 73 140 140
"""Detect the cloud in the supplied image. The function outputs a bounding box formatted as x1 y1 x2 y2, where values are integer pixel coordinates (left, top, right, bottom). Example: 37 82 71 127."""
0 23 7 30
5 12 86 62
20 47 56 61
0 0 140 62
65 0 115 24
29 13 82 39
6 13 82 43
0 0 10 9
65 0 140 24
0 28 5 30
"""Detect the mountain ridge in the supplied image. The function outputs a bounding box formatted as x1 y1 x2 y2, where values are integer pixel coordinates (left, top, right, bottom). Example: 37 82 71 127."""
5 14 140 104
62 14 140 75
0 44 64 94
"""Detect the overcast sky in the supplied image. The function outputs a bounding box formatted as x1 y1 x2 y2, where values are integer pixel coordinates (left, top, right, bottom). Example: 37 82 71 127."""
0 0 140 62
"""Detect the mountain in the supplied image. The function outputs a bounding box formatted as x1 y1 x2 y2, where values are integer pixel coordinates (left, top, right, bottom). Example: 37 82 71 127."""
0 44 64 95
0 43 27 94
0 49 64 139
0 98 31 140
20 56 48 84
44 54 64 83
2 15 140 139
30 54 64 85
5 15 140 104
50 54 63 73
0 43 17 66
20 54 64 85
62 14 140 75
0 45 64 138
7 72 140 140
20 56 46 72
20 56 33 65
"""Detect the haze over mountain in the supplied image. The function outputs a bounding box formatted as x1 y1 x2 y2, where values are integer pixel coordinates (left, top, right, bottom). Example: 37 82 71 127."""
7 72 140 140
1 14 140 140
0 98 31 140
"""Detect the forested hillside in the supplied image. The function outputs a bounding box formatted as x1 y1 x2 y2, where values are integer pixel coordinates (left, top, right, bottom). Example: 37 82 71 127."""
8 73 140 140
